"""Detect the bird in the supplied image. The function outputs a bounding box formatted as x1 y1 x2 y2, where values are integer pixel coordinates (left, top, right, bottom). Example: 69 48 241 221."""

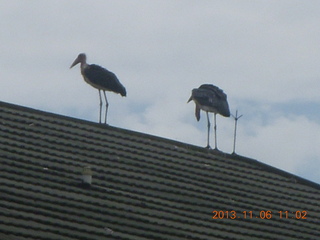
188 84 230 149
70 53 126 124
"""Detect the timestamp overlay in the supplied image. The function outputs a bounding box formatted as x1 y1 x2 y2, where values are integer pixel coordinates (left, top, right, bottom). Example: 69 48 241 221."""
212 210 308 220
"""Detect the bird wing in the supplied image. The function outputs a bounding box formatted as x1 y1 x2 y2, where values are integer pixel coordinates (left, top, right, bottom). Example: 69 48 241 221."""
199 84 227 101
83 64 126 96
192 84 230 117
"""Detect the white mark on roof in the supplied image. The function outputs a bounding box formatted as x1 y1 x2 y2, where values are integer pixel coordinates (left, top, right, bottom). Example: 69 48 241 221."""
104 227 114 234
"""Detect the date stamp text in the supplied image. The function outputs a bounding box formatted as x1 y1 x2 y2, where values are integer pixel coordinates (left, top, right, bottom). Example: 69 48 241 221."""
212 210 308 220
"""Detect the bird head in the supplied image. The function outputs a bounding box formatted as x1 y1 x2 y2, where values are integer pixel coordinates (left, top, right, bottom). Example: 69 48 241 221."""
187 88 198 103
70 53 86 68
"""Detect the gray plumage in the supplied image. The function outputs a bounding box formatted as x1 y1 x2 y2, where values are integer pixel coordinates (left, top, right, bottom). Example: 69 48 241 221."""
188 84 230 149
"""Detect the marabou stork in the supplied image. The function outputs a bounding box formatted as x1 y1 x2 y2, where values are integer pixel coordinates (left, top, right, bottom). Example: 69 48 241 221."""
188 84 230 149
70 53 126 124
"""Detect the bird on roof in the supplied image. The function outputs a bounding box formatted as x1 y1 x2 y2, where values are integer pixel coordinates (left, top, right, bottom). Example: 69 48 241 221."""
70 53 126 124
188 84 230 149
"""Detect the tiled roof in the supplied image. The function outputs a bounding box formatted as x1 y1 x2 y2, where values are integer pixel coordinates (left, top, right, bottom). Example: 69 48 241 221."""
0 100 319 240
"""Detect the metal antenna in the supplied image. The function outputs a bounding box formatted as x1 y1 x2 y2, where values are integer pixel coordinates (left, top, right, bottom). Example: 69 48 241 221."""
232 110 243 154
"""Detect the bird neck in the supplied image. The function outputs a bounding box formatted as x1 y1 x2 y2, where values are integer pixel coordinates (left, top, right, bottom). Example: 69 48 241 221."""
80 62 89 73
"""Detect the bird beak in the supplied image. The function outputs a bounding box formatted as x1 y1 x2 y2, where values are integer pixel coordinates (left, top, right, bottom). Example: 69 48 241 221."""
70 57 80 69
187 96 193 103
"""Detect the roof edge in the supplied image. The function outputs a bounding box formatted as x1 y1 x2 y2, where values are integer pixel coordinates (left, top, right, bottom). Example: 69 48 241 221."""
229 153 320 190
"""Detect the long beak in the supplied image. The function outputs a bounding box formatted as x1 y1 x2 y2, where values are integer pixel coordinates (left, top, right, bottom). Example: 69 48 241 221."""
187 96 193 103
70 57 80 69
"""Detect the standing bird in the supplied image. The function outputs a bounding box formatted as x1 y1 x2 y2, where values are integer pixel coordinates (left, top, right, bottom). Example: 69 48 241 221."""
188 84 230 149
70 53 126 124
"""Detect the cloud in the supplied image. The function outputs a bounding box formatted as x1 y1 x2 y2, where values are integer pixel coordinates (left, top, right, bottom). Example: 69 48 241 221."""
237 113 320 182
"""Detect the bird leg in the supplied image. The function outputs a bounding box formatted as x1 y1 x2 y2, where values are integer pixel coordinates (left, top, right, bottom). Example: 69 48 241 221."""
214 113 218 150
98 90 103 124
103 91 109 124
206 111 211 149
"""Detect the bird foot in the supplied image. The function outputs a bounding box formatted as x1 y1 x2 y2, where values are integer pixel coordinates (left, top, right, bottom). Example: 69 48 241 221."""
205 145 221 152
212 147 222 153
98 121 109 126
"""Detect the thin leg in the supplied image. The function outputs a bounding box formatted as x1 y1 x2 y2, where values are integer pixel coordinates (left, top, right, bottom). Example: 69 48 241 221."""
206 111 211 148
103 91 108 124
98 90 102 123
214 113 217 150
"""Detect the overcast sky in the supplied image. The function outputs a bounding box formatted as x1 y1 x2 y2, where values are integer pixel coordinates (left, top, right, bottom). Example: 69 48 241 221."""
1 0 320 184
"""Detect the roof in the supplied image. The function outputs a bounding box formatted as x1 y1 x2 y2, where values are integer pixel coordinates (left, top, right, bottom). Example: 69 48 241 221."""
0 100 319 240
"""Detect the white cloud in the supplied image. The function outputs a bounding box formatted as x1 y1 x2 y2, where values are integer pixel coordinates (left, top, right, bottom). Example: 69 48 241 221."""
237 114 320 181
